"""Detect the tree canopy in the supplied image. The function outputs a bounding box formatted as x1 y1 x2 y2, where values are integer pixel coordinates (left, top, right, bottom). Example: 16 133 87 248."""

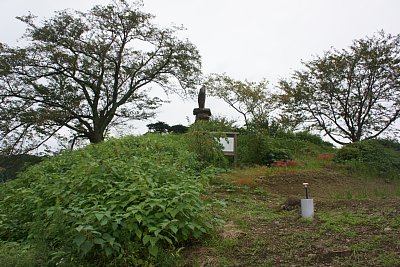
205 74 274 129
0 0 201 154
146 121 171 133
146 121 188 134
279 32 400 144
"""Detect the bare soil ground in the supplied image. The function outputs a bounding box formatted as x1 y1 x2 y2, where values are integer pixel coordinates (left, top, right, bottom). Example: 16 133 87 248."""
182 166 400 267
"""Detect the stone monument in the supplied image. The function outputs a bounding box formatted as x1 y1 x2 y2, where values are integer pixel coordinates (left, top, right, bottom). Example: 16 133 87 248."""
193 86 211 121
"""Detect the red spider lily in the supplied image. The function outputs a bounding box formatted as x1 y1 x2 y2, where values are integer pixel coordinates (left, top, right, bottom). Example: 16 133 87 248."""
272 159 300 167
318 154 333 160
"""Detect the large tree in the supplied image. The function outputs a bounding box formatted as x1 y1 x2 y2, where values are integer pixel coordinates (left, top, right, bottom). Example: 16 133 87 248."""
279 32 400 145
205 73 274 129
0 0 201 154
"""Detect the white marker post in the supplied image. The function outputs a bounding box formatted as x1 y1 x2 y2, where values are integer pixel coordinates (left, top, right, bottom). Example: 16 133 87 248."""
301 182 314 218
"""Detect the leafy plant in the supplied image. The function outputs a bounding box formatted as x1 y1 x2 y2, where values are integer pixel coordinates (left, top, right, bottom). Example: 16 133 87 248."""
0 134 216 265
185 120 232 168
237 130 293 166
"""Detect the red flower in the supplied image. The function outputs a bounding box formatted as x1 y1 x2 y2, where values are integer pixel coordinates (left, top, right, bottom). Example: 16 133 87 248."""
272 159 300 167
318 154 333 160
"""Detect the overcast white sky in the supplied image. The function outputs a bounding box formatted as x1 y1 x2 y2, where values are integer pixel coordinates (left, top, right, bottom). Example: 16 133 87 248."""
1 0 400 134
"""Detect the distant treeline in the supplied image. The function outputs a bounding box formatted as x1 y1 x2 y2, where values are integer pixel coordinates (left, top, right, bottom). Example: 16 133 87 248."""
0 155 44 182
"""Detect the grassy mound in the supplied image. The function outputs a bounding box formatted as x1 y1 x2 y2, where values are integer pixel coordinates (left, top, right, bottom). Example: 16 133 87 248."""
335 138 400 180
0 134 216 266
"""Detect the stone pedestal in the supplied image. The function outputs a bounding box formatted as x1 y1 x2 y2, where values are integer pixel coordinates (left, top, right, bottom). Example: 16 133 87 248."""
193 108 211 121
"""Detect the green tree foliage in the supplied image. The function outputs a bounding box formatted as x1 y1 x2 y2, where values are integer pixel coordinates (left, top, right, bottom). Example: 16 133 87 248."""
279 32 400 145
0 134 215 265
169 124 188 134
147 121 188 134
205 74 275 129
146 121 171 133
0 0 201 154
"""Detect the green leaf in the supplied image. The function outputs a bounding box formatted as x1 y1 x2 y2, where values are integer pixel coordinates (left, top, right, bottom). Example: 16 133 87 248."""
169 209 179 218
102 233 116 246
142 235 151 245
135 229 142 239
75 225 84 232
93 238 105 245
73 234 86 247
95 213 104 221
105 247 113 257
135 213 142 223
170 225 178 234
154 229 161 237
46 209 55 217
149 236 158 247
163 235 173 244
148 226 158 233
148 245 158 257
81 240 94 255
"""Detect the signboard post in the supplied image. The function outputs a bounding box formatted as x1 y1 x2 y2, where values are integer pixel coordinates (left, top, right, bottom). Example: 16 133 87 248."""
217 132 239 167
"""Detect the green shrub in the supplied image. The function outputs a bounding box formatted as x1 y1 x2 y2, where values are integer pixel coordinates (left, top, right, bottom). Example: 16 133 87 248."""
185 120 234 168
237 130 293 166
237 131 266 165
0 134 216 266
374 138 400 151
335 139 400 179
335 146 360 161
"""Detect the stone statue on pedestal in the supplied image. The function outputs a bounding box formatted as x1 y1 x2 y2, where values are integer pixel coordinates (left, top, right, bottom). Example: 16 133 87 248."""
193 86 211 121
198 86 206 108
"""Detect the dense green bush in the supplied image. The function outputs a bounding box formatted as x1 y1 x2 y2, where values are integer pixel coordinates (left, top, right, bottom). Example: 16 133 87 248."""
0 134 215 266
185 119 235 168
238 131 292 166
237 130 333 166
0 154 43 183
335 139 400 179
186 120 293 167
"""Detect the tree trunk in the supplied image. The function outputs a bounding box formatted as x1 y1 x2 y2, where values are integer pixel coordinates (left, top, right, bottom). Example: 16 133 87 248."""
88 131 104 144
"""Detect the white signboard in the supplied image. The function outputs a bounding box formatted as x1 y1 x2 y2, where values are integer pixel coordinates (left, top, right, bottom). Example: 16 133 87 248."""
218 137 235 153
